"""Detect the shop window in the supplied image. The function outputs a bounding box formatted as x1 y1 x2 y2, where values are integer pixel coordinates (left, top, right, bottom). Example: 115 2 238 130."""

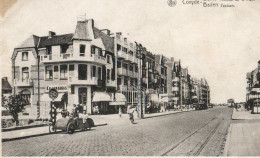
78 64 87 80
22 67 29 81
22 52 28 61
79 44 85 56
45 66 53 80
54 65 59 79
61 44 69 54
20 89 31 105
60 65 68 79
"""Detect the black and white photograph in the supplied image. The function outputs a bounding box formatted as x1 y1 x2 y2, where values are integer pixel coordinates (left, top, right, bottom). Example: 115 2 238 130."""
0 0 260 156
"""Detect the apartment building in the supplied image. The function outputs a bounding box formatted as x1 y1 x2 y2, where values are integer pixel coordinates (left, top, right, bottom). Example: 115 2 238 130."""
12 19 122 117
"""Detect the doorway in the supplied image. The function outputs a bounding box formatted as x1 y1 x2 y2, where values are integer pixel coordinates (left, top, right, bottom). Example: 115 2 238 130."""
78 88 87 107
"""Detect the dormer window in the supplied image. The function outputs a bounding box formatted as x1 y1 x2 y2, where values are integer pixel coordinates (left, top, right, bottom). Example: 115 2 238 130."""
46 46 52 54
80 44 85 56
22 52 28 61
61 44 69 54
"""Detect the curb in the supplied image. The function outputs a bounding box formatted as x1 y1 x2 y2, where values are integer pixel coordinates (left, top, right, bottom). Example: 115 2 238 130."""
2 123 48 132
143 110 191 119
223 124 232 156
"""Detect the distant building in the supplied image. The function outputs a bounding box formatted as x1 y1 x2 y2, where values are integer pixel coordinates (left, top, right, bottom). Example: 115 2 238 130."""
2 77 12 96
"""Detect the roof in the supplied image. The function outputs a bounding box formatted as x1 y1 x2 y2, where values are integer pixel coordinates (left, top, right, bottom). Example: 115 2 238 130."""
2 78 12 91
38 34 74 47
16 35 40 48
73 21 92 40
93 27 114 53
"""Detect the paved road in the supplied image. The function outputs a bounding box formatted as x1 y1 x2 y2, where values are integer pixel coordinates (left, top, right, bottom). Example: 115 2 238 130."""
2 107 233 156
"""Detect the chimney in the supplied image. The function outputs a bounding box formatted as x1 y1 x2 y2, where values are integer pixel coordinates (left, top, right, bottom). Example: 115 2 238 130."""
124 37 127 43
101 29 111 36
48 31 56 38
87 19 94 28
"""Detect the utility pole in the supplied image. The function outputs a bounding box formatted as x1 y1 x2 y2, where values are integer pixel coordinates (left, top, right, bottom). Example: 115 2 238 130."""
180 69 182 111
135 42 143 119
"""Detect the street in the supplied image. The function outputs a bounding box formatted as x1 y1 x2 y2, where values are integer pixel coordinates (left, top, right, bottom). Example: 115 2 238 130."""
2 107 233 156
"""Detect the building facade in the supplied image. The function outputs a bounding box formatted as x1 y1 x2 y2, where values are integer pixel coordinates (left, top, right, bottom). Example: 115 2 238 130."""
11 17 211 118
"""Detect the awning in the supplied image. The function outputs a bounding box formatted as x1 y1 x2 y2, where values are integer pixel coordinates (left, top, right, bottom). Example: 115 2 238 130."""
41 93 64 102
150 94 159 102
92 92 111 102
115 93 127 102
109 93 126 106
159 94 169 102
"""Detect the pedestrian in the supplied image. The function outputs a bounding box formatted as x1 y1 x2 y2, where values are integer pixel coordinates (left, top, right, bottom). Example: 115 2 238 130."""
118 105 122 117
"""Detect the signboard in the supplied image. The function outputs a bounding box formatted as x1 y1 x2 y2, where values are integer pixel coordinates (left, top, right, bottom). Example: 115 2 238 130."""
46 86 68 92
49 88 58 100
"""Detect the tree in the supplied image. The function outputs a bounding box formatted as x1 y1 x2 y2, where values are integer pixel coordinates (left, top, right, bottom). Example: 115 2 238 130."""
2 94 28 126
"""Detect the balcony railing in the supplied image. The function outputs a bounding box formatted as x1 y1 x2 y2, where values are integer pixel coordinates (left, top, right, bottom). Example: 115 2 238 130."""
172 77 180 82
14 78 33 87
68 77 98 85
117 68 127 76
117 50 127 59
172 87 179 92
40 53 106 65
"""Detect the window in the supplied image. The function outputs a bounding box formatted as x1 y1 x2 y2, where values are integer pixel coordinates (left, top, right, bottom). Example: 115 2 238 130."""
124 78 128 85
80 44 85 56
95 47 102 56
22 67 29 81
124 63 128 69
91 46 95 54
45 66 53 80
60 65 68 79
130 65 133 71
54 66 59 79
98 67 102 80
117 78 121 85
47 46 52 54
107 69 110 80
69 65 74 71
78 64 87 80
61 45 69 54
122 47 127 53
92 66 96 77
22 52 28 61
117 60 121 68
135 66 138 72
107 55 110 64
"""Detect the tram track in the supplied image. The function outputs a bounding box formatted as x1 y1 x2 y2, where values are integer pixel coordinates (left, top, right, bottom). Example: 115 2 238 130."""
161 117 222 156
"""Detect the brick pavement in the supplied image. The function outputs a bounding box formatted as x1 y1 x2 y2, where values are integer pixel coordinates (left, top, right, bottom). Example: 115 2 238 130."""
2 107 231 156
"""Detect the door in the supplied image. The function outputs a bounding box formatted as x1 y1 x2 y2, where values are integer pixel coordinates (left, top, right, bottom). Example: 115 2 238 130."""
78 88 87 107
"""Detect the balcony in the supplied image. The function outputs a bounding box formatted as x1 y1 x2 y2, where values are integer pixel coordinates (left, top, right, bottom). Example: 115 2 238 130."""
126 54 134 62
133 56 138 64
192 96 198 99
172 77 180 82
117 68 127 76
68 77 98 85
117 85 127 91
14 78 33 87
106 80 116 87
172 87 179 92
172 97 179 101
117 50 127 59
40 53 106 65
128 70 133 78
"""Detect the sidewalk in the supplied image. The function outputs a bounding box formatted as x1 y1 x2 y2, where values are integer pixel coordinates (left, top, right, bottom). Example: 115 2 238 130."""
2 109 194 142
224 123 260 156
232 108 260 120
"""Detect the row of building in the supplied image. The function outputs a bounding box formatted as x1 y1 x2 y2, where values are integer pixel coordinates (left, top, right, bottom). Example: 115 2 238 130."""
246 60 260 112
11 18 210 118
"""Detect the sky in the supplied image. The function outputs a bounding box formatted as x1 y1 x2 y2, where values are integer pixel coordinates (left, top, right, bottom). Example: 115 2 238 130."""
1 0 260 104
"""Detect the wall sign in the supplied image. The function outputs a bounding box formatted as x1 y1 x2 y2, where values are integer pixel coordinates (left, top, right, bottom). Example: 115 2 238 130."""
46 86 68 92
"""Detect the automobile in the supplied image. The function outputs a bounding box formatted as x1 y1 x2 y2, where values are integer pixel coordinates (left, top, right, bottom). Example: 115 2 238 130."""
208 104 213 108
